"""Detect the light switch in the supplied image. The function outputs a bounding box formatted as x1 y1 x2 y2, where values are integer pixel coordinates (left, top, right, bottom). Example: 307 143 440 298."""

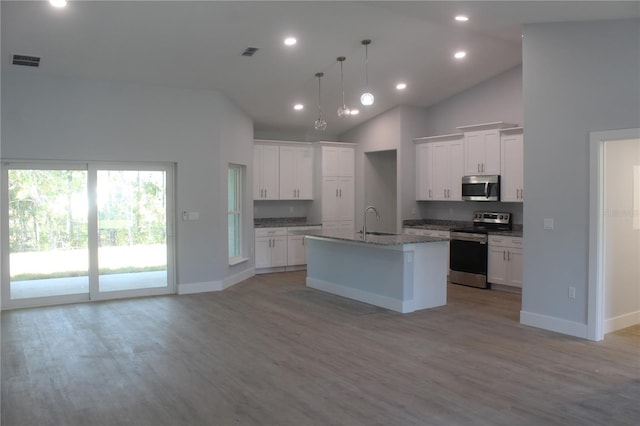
544 218 554 230
182 211 200 221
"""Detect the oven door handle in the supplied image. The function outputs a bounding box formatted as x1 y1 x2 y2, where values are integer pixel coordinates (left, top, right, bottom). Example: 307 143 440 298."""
485 182 490 199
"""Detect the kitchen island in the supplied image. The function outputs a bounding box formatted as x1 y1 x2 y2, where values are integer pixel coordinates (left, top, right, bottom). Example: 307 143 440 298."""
303 230 448 313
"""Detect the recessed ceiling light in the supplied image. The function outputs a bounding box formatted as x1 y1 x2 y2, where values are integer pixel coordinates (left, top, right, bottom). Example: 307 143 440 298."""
49 0 67 8
454 51 467 59
349 109 360 115
454 15 469 22
396 83 407 90
293 104 304 111
284 37 297 46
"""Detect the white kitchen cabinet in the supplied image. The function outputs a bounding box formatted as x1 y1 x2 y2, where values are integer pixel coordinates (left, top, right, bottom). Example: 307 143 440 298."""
433 140 463 200
286 225 322 266
415 143 434 200
321 176 354 222
255 228 287 269
500 128 524 202
321 146 354 177
253 144 280 200
279 145 313 200
414 134 464 201
457 122 517 176
488 235 523 288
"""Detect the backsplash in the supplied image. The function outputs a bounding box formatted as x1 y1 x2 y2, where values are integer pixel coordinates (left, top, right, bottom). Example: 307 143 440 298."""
416 201 523 224
254 200 312 219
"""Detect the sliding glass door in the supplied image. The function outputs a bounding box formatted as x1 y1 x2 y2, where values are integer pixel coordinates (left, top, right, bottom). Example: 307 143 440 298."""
2 162 174 308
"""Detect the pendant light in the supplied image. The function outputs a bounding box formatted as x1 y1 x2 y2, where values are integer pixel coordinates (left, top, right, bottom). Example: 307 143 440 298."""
336 57 351 118
314 72 327 131
360 39 374 106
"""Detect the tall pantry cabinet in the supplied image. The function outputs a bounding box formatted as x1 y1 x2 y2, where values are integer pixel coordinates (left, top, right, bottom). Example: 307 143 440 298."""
309 143 356 232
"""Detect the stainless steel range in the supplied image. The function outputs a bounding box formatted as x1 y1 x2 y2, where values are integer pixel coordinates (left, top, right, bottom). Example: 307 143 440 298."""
449 211 512 288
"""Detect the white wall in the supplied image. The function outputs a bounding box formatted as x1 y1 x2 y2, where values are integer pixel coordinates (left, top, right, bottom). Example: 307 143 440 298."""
421 66 523 136
604 138 640 332
1 71 254 291
522 19 640 336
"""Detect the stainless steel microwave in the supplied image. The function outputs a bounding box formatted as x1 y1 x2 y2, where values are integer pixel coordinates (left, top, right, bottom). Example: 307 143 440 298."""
462 175 500 201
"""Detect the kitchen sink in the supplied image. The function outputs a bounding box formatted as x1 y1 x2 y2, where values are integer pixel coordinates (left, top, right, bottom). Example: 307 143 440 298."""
364 231 397 236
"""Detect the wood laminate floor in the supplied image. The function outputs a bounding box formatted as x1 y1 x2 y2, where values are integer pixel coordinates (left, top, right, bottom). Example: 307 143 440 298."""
2 271 639 426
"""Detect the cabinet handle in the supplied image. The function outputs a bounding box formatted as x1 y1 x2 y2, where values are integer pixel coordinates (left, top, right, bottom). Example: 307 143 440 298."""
507 251 511 261
429 189 432 198
265 189 267 198
447 189 450 198
339 189 342 197
503 250 506 261
520 188 523 199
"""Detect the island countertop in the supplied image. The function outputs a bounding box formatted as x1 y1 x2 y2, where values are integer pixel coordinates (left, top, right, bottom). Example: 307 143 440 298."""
301 229 447 246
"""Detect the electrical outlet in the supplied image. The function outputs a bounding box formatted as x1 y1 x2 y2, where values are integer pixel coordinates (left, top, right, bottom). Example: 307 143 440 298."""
544 218 554 230
568 286 576 299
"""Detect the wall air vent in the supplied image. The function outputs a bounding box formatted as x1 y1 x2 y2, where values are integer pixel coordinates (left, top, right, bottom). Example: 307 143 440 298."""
13 54 41 67
241 47 259 57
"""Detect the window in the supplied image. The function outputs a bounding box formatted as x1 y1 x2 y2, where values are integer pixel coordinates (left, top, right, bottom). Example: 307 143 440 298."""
228 164 245 265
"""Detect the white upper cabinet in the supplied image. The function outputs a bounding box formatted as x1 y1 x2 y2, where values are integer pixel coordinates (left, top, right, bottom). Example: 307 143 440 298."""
414 134 464 201
457 122 516 176
321 146 354 177
416 143 434 200
254 144 279 200
500 128 524 202
279 145 313 200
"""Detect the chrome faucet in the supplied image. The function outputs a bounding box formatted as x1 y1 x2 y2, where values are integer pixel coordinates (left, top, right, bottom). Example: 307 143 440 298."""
362 205 380 236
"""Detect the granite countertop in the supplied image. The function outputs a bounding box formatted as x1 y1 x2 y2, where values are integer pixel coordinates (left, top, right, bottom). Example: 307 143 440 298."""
303 229 447 246
254 217 322 228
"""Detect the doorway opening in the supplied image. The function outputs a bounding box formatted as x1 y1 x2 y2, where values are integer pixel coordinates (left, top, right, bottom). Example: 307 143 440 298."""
364 150 397 233
588 129 640 341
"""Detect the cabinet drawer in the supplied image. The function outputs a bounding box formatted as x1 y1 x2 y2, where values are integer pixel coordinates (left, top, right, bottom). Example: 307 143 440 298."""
488 235 522 248
255 227 287 238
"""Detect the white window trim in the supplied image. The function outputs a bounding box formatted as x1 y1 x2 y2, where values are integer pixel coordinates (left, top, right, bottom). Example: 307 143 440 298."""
228 164 244 265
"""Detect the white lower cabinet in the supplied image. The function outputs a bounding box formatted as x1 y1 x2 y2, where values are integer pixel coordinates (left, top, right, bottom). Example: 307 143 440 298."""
286 226 322 266
487 235 523 288
256 226 322 272
255 228 288 269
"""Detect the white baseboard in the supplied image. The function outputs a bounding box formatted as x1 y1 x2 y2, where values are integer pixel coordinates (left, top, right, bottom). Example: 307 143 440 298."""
604 310 640 333
179 267 255 295
306 277 410 313
520 310 588 339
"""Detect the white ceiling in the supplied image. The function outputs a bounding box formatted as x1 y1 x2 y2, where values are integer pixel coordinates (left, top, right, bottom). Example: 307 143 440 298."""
2 1 639 137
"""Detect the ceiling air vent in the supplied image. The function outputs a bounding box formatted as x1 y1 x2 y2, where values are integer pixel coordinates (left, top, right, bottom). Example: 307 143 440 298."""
241 47 259 57
13 54 41 67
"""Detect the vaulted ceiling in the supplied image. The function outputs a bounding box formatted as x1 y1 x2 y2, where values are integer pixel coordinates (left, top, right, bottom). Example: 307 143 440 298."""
3 1 638 137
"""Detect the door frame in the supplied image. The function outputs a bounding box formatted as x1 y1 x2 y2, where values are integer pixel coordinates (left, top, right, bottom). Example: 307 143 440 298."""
1 160 176 310
588 128 640 341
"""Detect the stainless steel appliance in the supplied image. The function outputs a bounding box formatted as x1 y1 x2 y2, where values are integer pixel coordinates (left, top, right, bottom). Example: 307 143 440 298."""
449 211 512 288
462 175 500 201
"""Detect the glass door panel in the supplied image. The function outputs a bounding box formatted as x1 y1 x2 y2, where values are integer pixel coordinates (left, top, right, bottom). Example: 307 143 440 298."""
8 169 89 300
96 170 168 293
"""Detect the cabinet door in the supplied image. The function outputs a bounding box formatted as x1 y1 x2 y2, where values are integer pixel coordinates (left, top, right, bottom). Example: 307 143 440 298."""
501 134 524 202
271 236 288 267
448 141 464 200
337 176 354 222
287 235 306 266
416 143 433 200
321 146 339 177
338 220 355 233
508 248 523 288
261 145 280 199
483 131 501 175
464 132 485 175
279 146 296 200
321 176 339 221
338 148 355 177
487 246 508 285
295 147 314 199
253 146 263 199
255 237 272 268
433 143 451 200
